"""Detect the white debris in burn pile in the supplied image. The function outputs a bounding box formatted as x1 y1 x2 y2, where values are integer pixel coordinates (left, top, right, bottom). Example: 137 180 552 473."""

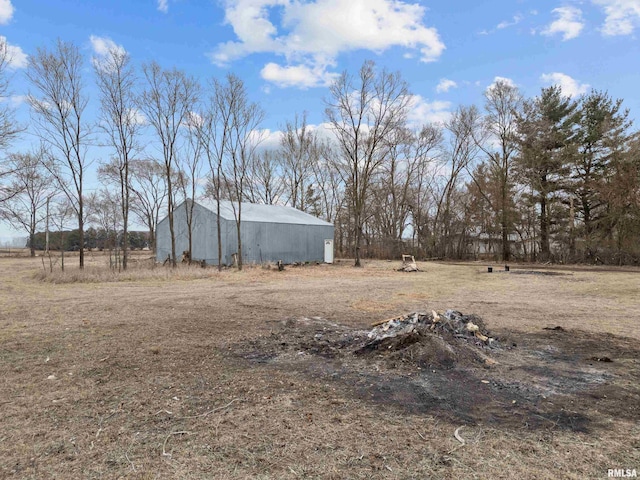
368 309 496 347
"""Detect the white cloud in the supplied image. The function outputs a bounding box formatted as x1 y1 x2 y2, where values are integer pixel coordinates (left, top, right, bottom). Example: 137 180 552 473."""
90 35 126 58
541 72 590 97
488 76 516 92
211 0 445 89
253 128 283 151
497 14 523 29
128 108 147 126
260 62 339 88
0 0 13 25
9 95 26 107
407 95 452 127
0 36 27 69
256 121 377 153
594 0 640 35
90 36 128 73
479 13 524 35
436 78 457 94
158 0 169 13
542 6 584 40
26 95 53 112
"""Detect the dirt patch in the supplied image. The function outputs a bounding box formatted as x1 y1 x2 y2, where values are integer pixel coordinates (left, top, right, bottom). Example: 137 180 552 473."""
506 270 569 276
237 314 640 433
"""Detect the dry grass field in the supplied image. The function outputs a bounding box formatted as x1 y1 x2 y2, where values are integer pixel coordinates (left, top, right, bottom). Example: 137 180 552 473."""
0 251 638 479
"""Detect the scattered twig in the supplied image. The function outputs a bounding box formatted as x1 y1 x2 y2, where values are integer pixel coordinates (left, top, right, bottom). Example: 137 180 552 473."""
98 356 110 362
370 316 402 327
162 431 191 457
153 409 173 416
96 408 121 439
125 452 135 472
532 413 560 428
454 426 465 446
554 439 598 447
175 398 240 420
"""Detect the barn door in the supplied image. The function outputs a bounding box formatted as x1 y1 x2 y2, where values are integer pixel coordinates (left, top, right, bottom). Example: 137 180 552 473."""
324 239 334 264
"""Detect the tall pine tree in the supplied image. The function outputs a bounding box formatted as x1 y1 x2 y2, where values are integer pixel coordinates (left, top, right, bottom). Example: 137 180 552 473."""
516 86 578 260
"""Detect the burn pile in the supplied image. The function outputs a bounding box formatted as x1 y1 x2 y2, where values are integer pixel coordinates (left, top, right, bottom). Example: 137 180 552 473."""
356 310 499 369
240 310 502 371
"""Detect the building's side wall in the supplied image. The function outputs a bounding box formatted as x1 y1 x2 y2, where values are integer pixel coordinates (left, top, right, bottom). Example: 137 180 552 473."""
239 222 334 264
155 214 172 263
156 202 226 265
189 202 221 265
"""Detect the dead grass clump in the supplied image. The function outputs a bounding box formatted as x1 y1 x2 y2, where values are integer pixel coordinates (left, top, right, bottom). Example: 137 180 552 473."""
34 263 222 284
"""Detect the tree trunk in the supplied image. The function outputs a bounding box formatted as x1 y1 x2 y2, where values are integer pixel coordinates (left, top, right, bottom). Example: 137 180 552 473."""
167 179 176 267
217 199 222 271
354 212 362 267
122 175 129 271
185 200 193 265
540 194 549 260
236 203 243 270
148 221 155 254
501 183 510 262
78 208 85 269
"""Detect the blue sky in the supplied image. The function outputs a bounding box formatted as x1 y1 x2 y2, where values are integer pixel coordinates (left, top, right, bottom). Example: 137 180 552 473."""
1 0 640 239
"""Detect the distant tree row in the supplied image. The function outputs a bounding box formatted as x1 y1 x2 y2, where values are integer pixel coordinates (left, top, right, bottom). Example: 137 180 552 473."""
1 38 638 268
27 228 149 252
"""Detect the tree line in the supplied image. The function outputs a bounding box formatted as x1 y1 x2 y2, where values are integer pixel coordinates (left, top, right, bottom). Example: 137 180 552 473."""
0 38 638 269
28 228 150 253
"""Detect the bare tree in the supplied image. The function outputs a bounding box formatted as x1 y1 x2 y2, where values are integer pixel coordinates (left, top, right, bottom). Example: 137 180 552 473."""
0 38 19 207
407 124 443 255
221 75 264 270
139 62 199 267
128 158 168 253
325 60 411 266
50 198 74 272
0 37 21 153
27 40 91 269
432 106 481 257
471 80 523 261
246 149 284 204
1 149 53 256
93 43 142 270
311 143 345 225
87 188 123 268
193 75 234 270
198 73 264 269
369 126 441 256
177 111 206 263
280 112 319 211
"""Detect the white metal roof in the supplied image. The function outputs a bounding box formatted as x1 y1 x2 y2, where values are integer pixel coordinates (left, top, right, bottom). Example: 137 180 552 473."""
196 199 333 227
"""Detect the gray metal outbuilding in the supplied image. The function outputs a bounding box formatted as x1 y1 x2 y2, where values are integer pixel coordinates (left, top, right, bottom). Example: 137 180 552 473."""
156 199 334 265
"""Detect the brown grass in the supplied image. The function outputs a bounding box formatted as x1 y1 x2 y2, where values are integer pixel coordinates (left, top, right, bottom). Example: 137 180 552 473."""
0 255 638 478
